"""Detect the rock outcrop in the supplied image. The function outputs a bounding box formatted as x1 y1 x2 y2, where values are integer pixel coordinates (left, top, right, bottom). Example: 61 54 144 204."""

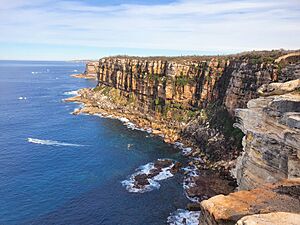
199 178 300 225
236 212 300 225
71 61 99 79
199 79 300 225
234 79 300 190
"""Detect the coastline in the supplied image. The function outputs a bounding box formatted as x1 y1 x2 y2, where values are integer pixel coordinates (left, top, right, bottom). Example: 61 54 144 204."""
64 86 236 207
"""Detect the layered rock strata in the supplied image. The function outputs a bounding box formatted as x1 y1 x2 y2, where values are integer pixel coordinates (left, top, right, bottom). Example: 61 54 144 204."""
199 79 300 225
69 51 300 168
93 51 299 163
234 79 300 190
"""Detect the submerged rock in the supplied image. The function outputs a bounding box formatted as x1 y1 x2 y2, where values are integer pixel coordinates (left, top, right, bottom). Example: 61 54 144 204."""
121 159 180 193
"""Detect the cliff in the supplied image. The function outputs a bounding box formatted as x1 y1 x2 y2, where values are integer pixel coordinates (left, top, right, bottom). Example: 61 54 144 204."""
68 50 300 224
234 79 300 190
71 61 99 79
89 50 300 164
199 79 300 224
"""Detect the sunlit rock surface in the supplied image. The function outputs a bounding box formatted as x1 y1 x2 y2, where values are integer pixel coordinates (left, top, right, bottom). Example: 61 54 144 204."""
199 178 300 225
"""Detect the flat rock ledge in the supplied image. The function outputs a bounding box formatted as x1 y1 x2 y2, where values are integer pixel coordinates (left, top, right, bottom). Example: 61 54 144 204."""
236 212 300 225
199 178 300 225
71 73 97 79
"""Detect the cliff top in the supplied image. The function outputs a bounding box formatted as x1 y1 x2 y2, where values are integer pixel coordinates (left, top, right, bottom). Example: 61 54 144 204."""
100 49 300 64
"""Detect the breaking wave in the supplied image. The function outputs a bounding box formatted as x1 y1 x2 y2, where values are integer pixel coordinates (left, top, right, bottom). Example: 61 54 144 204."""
121 160 175 193
27 138 85 147
63 90 78 96
174 142 193 156
167 209 200 225
182 165 201 202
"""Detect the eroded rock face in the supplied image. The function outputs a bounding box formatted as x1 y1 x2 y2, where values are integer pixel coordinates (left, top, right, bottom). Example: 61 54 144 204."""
199 179 300 225
234 79 300 190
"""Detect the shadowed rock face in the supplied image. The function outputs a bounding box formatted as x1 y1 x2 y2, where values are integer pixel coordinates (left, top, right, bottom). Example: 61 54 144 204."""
234 79 300 190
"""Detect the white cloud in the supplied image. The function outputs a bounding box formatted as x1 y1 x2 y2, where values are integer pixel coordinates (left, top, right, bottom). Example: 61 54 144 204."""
0 0 299 56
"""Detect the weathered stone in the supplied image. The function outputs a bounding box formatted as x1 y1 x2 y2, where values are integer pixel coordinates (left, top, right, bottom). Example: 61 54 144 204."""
199 179 300 225
234 80 300 190
236 212 300 225
257 79 300 96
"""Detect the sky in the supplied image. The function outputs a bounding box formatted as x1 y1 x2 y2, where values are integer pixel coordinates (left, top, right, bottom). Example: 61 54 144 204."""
0 0 299 60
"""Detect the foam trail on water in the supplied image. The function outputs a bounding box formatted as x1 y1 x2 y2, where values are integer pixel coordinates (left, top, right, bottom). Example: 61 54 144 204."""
27 138 85 147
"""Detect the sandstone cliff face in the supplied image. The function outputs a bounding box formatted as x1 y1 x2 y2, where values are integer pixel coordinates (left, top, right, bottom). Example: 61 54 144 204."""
88 51 300 164
85 61 99 76
234 79 300 190
96 56 280 115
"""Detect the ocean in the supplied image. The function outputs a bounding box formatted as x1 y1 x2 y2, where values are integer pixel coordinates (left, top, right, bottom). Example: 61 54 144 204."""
0 61 189 225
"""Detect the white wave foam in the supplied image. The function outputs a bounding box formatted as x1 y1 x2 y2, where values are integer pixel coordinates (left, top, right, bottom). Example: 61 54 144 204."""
27 138 84 147
18 96 27 100
167 209 200 225
174 142 193 156
73 69 78 72
121 159 175 193
31 71 40 75
183 165 201 202
63 90 78 96
117 117 148 132
119 117 129 123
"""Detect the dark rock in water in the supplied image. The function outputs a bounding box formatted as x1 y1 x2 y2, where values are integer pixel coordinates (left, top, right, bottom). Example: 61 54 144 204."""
185 169 235 201
149 168 161 178
134 174 149 187
187 203 201 211
170 162 183 174
122 159 178 193
154 159 173 169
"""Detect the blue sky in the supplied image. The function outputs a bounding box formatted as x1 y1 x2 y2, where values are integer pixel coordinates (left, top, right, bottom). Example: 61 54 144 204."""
0 0 299 60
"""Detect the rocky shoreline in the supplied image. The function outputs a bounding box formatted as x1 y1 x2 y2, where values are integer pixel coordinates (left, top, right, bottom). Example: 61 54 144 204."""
64 88 236 206
67 50 300 224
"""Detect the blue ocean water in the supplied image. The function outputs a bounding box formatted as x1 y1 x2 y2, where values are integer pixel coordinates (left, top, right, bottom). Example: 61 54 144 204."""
0 61 188 225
